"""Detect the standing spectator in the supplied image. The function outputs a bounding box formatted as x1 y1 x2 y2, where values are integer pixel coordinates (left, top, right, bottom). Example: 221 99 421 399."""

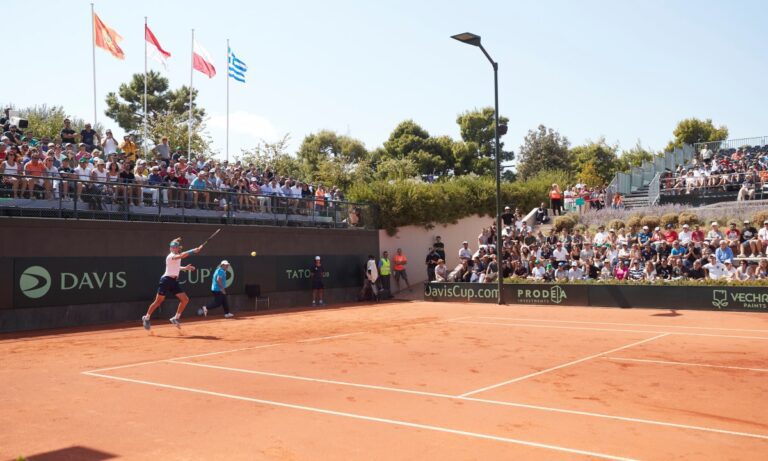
425 247 439 282
310 256 325 307
102 129 119 155
458 241 472 262
500 206 514 227
549 184 563 215
154 136 171 164
60 119 77 146
378 251 392 294
393 248 410 291
120 135 138 164
80 123 101 149
433 236 446 261
362 255 379 301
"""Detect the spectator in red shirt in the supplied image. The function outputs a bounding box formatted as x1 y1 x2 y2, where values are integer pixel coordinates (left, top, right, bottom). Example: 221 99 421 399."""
663 224 678 244
691 224 705 247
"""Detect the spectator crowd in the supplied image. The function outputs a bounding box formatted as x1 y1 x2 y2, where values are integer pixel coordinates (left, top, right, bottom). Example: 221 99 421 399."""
425 215 768 284
660 144 768 200
0 115 359 220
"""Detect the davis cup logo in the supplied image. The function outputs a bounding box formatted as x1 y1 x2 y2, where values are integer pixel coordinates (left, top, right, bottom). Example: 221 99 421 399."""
225 265 235 289
20 266 52 299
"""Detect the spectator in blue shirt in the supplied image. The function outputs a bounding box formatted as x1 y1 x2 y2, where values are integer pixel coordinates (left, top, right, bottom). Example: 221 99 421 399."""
715 240 734 264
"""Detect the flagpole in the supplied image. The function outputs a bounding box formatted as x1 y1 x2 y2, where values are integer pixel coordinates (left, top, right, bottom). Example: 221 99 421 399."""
188 29 194 157
144 17 148 160
90 3 97 126
226 38 230 163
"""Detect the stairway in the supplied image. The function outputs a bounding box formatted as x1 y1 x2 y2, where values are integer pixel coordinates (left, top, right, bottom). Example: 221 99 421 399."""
623 185 650 209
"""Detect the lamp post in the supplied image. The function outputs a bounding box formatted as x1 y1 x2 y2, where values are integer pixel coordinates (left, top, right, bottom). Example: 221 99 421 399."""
451 32 504 305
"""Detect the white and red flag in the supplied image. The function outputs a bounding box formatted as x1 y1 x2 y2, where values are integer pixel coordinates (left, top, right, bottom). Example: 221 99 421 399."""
192 40 216 78
145 25 171 68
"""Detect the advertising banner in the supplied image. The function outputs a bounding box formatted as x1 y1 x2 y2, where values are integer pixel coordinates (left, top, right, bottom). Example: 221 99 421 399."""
14 254 365 308
424 282 768 313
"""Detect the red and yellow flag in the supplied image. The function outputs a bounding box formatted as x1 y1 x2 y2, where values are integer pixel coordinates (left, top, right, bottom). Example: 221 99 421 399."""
93 13 125 60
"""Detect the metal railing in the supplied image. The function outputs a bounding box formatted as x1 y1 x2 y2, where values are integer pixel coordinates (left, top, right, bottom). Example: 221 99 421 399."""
694 136 768 156
0 173 376 229
647 172 661 206
606 143 695 205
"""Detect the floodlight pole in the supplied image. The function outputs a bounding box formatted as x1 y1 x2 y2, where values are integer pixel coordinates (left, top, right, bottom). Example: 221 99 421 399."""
452 33 504 305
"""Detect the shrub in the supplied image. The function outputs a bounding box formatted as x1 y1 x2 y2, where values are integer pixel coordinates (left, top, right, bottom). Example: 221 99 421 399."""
660 213 679 229
553 214 578 232
677 211 700 227
751 210 768 227
607 219 625 232
640 215 661 230
625 214 643 229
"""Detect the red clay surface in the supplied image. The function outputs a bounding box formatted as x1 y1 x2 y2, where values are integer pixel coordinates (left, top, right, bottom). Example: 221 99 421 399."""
1 302 767 460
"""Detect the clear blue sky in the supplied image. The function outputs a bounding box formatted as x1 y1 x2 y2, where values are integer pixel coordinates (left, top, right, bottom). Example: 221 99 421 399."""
5 0 766 161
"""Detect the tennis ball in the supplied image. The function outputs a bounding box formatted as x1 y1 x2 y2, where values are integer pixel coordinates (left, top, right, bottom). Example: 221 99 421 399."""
250 251 257 257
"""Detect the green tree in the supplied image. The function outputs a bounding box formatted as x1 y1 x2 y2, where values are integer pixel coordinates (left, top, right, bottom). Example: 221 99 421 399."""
570 138 619 185
665 118 728 151
147 111 212 159
617 140 655 172
296 130 369 181
237 134 301 178
104 71 205 137
382 120 430 159
455 107 513 175
516 125 572 179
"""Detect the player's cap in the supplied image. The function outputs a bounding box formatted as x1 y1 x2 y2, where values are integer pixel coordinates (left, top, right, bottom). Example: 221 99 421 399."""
220 260 230 266
315 256 321 260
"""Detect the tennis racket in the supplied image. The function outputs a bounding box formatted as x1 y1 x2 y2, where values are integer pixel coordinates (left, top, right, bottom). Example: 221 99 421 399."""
199 228 222 249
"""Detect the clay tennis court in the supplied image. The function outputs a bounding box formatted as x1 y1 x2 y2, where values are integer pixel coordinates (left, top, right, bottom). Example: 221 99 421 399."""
2 301 767 460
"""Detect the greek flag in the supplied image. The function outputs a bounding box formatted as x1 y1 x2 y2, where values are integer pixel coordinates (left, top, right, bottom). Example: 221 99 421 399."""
228 47 247 83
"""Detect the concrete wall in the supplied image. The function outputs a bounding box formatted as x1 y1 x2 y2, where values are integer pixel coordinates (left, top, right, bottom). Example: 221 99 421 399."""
378 214 495 285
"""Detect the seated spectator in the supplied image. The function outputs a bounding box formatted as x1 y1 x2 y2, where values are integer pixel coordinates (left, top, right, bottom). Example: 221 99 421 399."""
567 261 584 281
740 220 761 257
535 202 550 224
715 240 734 264
642 261 657 281
704 256 727 280
686 259 706 280
434 259 447 282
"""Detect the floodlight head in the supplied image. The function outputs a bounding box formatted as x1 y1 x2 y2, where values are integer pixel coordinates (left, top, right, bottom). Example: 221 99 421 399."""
451 32 481 47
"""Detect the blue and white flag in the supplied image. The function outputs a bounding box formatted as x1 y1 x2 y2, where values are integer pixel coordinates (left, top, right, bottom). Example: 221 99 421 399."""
228 47 247 83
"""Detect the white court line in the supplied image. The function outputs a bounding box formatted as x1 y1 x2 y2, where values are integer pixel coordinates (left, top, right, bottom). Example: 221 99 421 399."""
297 332 368 343
84 343 283 374
162 360 768 441
475 316 768 334
83 315 470 375
459 334 670 397
606 357 768 373
82 371 636 461
450 319 768 341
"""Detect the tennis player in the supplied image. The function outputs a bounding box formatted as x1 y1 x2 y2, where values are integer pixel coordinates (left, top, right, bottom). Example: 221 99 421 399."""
142 237 201 330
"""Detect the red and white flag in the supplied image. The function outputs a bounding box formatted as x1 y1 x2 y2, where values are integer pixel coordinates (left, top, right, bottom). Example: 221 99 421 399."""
145 24 171 69
192 40 216 78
